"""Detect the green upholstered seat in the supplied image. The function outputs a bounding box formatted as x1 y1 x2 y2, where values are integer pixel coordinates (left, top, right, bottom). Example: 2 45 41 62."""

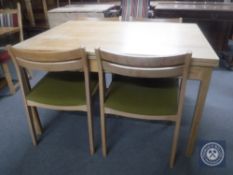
105 77 179 116
26 72 97 106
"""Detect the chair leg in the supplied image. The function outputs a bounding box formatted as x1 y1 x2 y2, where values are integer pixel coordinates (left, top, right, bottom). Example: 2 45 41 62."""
87 107 95 155
2 63 15 95
30 107 43 136
100 112 107 157
25 106 38 146
169 121 181 168
27 69 33 79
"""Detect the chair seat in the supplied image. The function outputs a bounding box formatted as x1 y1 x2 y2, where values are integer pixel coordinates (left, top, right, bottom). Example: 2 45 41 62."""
105 78 179 116
26 72 97 106
0 51 10 63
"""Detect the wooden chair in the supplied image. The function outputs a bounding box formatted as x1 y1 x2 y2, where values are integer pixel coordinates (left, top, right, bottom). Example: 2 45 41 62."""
0 3 23 94
131 17 183 23
96 49 191 167
7 46 97 155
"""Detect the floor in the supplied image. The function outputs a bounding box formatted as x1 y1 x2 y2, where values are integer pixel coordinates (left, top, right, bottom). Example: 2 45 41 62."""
0 67 232 175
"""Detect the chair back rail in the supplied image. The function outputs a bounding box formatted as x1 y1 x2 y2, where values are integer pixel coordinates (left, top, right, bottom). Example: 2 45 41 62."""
97 49 191 78
99 49 187 67
7 47 85 71
8 47 85 62
102 61 185 78
15 57 83 72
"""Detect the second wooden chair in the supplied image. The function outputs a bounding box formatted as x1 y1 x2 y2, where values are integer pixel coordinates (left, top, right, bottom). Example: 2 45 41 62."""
96 48 191 167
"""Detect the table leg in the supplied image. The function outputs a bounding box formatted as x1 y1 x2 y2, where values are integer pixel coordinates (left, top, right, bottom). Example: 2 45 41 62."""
186 67 213 156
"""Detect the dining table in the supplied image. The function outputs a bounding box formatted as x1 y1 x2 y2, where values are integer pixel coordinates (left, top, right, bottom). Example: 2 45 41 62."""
14 20 219 156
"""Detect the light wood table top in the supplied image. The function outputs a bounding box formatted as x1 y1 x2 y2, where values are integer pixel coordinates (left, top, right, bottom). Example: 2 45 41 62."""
48 3 117 13
0 27 19 36
15 20 219 67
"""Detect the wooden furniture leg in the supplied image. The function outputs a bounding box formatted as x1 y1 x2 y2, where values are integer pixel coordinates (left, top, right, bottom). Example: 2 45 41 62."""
170 121 181 168
25 106 38 145
186 67 213 156
42 0 49 26
2 63 15 95
24 0 36 26
31 107 43 136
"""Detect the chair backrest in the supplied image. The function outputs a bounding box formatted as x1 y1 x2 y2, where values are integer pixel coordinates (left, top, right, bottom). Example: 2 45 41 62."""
96 49 191 79
131 17 183 23
7 46 86 72
7 45 89 97
0 3 23 41
121 0 149 21
96 48 191 116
